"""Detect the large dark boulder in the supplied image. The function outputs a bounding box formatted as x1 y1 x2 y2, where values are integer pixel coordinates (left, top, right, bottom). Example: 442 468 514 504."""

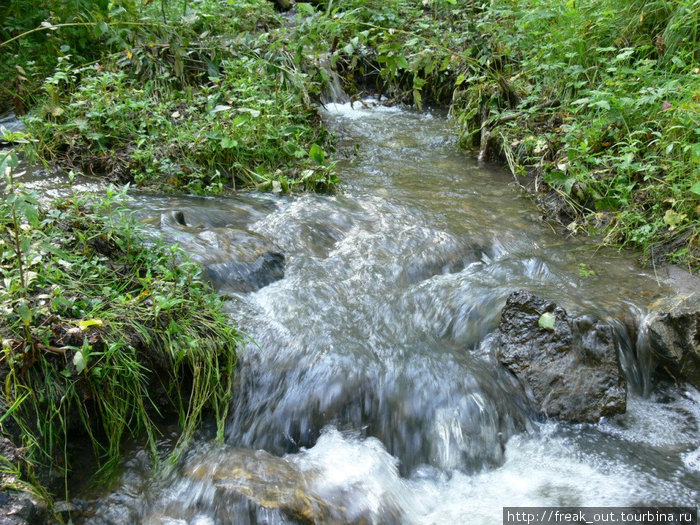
645 292 700 388
496 290 626 422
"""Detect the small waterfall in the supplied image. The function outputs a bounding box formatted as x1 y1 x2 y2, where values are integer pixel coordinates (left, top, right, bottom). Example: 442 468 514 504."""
317 56 350 105
610 311 655 397
633 312 658 396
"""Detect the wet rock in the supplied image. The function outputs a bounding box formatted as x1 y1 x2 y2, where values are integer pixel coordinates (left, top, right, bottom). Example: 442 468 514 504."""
646 292 700 388
159 225 286 293
496 290 626 422
184 448 356 524
0 113 26 136
173 210 187 226
0 438 21 465
0 489 49 525
203 251 285 293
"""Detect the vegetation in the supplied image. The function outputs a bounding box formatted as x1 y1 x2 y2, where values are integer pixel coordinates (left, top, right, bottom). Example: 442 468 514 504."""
0 152 237 504
3 0 337 193
449 0 700 268
0 0 698 517
4 0 697 264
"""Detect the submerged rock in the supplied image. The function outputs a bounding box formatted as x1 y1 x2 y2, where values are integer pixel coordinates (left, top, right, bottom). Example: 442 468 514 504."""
496 290 626 422
203 251 285 293
183 447 364 524
144 209 287 293
646 292 700 388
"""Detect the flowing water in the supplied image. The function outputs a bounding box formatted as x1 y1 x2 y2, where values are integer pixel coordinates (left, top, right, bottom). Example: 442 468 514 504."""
21 102 700 523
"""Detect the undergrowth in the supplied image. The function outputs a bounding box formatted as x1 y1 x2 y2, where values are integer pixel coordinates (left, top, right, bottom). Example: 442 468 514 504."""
0 152 237 503
453 0 700 268
7 0 337 193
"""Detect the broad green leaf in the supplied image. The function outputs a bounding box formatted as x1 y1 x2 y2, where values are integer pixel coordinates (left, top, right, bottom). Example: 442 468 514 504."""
78 318 103 330
220 137 238 149
543 171 575 195
690 181 700 196
16 302 32 325
233 114 251 126
16 198 40 226
296 2 315 16
309 143 325 164
538 312 556 331
671 56 686 69
73 351 86 373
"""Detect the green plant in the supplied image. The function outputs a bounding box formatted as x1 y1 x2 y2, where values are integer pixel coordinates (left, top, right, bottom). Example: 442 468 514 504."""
20 0 339 193
1 155 238 505
445 0 699 267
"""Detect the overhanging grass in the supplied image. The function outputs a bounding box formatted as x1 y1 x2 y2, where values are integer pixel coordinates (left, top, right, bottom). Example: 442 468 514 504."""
0 152 237 499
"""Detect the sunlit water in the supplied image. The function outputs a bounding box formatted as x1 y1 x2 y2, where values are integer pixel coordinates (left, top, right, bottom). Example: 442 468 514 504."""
17 102 700 523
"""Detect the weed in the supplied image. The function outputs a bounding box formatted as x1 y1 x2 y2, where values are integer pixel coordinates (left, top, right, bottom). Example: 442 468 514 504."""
0 152 237 504
15 0 338 194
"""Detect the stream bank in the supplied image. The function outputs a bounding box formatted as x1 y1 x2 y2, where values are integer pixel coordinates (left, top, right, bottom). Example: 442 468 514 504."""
4 0 697 267
1 0 699 521
0 166 238 523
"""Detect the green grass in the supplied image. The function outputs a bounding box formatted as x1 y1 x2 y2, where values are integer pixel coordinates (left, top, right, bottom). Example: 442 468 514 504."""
452 0 700 268
12 0 338 194
0 152 238 503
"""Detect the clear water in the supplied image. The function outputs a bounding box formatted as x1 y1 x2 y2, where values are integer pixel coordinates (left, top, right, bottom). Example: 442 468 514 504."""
21 102 699 523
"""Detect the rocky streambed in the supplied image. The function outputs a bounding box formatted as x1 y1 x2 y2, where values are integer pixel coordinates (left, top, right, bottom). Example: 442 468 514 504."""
4 102 699 524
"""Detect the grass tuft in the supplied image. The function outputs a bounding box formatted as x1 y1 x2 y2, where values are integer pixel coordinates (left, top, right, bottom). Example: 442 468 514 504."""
0 152 237 502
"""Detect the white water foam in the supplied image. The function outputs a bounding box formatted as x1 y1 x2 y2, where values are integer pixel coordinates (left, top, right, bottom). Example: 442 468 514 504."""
598 387 700 448
321 98 406 120
285 421 698 525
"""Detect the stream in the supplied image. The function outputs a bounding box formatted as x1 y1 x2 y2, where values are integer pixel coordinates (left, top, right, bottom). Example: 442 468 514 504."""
17 102 700 523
